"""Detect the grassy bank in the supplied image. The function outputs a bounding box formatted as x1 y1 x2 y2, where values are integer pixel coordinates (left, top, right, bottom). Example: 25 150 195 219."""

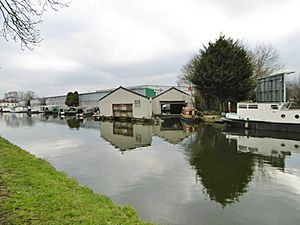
0 136 152 225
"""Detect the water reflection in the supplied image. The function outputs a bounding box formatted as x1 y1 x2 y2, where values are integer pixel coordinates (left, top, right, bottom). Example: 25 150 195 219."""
0 113 99 130
66 118 80 129
100 118 196 152
224 129 300 170
153 118 195 144
0 112 36 127
100 121 152 151
184 125 255 207
1 113 300 225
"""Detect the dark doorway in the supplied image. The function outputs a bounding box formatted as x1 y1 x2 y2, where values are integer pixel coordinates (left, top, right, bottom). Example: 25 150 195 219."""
160 101 185 115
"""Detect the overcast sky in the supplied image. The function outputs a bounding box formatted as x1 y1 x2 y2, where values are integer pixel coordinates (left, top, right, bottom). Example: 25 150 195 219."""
1 0 300 98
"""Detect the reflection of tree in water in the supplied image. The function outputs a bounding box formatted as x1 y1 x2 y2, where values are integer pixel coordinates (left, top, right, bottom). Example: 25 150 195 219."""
1 113 35 127
66 118 80 129
185 125 255 207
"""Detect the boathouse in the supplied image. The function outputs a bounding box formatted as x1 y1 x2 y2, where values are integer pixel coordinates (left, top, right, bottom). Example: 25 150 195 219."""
99 86 153 120
99 86 193 119
152 87 194 116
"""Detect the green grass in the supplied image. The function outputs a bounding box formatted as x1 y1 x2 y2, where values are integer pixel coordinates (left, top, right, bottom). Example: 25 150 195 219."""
0 136 153 225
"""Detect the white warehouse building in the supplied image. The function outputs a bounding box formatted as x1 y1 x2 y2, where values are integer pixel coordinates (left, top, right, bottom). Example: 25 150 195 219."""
99 86 194 119
99 87 153 120
152 87 194 116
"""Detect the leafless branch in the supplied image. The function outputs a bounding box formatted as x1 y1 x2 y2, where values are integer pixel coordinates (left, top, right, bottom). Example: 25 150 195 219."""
247 42 284 79
177 53 200 86
0 0 68 49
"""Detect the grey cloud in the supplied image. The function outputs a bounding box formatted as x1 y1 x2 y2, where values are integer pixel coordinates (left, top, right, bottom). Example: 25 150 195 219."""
276 30 300 70
94 52 191 78
209 0 294 17
1 0 300 98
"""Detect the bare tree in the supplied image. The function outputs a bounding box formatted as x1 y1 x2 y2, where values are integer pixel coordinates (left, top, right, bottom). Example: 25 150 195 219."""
177 53 200 86
287 83 300 105
4 90 37 101
0 0 68 49
247 42 284 79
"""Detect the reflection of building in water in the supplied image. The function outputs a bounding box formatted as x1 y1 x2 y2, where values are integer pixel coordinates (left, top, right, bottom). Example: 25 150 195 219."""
100 121 152 151
153 118 193 144
225 133 300 169
100 118 196 151
0 113 36 127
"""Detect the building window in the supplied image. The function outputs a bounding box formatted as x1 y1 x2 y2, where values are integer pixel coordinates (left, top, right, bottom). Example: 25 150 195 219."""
295 115 299 119
134 100 141 107
271 105 278 110
281 114 286 118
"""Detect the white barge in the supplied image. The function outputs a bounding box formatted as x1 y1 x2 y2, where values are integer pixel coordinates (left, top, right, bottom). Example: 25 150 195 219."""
223 102 300 133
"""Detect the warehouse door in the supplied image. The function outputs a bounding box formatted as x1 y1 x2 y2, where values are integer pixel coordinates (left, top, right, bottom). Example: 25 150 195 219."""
160 101 185 115
113 104 133 118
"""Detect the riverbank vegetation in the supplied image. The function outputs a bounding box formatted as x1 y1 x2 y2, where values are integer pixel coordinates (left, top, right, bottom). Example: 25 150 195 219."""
0 136 152 225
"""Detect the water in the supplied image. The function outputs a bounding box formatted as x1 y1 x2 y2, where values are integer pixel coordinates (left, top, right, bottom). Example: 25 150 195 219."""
1 113 300 225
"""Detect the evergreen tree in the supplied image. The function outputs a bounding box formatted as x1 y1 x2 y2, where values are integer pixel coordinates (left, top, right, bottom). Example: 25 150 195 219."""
189 35 254 111
65 91 79 107
73 91 79 106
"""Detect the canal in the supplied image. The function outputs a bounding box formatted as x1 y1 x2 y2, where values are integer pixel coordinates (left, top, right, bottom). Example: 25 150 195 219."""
1 113 300 225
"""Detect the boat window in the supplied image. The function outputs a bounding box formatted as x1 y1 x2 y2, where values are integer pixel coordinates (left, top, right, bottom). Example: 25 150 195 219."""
281 114 286 118
295 115 299 119
248 104 258 109
271 105 278 110
238 104 247 109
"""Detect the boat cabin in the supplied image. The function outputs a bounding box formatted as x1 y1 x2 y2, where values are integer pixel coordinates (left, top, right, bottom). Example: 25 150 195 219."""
236 102 300 123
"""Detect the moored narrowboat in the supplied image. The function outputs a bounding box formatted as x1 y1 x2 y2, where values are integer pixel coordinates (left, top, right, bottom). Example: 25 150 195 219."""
180 106 200 123
223 102 300 133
